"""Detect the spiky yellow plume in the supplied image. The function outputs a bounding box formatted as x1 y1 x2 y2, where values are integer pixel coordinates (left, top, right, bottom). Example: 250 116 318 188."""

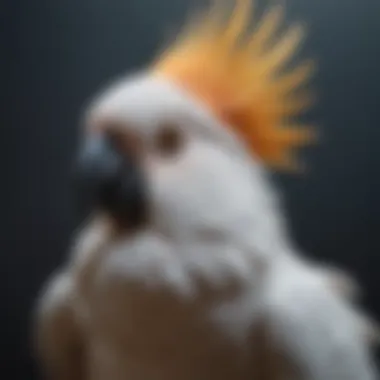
153 0 316 170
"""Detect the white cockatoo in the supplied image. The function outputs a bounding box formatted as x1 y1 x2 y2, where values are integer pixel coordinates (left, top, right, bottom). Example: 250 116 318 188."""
34 1 379 379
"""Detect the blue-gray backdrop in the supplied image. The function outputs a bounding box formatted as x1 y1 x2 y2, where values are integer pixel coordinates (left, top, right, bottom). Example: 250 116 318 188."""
1 0 379 378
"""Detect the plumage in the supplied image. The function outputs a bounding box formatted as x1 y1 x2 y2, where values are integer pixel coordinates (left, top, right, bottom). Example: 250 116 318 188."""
154 0 315 169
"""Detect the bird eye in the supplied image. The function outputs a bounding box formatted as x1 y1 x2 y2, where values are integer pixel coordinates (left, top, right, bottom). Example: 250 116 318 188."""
154 124 184 157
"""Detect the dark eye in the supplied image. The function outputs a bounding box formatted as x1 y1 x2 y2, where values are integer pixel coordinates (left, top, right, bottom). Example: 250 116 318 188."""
154 124 184 157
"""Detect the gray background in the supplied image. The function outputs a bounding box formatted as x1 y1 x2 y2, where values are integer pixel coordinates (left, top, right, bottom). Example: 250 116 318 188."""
1 0 379 377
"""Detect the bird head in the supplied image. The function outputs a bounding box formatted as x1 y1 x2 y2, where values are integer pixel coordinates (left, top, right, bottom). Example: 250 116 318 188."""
75 0 315 250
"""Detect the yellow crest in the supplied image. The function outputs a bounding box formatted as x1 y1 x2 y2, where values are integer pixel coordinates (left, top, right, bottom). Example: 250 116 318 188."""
153 0 316 170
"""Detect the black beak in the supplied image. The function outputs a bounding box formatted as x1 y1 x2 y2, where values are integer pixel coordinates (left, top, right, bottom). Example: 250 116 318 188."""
74 133 147 228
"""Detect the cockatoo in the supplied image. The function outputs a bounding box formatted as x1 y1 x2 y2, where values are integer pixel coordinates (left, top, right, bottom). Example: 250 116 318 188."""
33 1 379 379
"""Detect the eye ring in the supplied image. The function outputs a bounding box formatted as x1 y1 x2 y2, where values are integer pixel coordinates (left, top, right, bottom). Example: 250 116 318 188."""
154 124 184 157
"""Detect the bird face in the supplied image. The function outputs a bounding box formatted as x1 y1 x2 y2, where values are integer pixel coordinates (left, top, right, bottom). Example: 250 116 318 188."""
74 74 264 238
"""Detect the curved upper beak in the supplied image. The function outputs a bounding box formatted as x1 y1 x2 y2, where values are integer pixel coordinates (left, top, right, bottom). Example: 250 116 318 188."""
73 133 147 228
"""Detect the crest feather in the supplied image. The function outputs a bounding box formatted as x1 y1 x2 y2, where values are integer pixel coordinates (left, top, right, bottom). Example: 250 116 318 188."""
153 0 316 170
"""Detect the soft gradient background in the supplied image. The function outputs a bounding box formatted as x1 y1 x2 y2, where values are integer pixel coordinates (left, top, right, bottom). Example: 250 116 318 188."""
1 0 380 378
